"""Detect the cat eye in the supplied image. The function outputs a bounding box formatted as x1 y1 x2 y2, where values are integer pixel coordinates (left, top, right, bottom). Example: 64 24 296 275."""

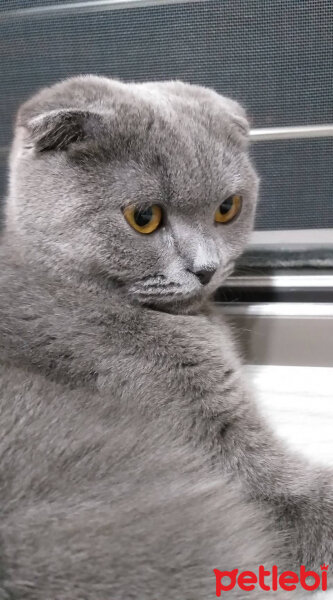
123 204 163 234
214 195 242 224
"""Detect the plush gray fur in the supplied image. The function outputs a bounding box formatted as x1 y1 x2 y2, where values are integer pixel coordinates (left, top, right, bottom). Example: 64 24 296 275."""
0 76 331 599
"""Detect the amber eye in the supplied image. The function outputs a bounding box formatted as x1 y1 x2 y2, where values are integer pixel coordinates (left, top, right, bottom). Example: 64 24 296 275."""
214 195 242 224
123 204 163 234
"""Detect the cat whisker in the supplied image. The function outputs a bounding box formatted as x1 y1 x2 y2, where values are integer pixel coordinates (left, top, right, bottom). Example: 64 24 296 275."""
140 280 181 289
133 288 185 297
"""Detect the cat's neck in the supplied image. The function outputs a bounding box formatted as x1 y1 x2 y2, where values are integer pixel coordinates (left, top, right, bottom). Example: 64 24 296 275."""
0 236 214 386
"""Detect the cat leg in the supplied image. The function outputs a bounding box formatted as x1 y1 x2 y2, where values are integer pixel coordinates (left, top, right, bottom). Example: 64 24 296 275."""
209 399 333 575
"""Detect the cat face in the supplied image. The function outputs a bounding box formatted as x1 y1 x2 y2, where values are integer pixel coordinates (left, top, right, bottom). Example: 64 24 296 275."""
8 77 258 311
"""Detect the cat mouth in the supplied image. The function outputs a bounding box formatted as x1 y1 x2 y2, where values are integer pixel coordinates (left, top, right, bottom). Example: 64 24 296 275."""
126 265 233 307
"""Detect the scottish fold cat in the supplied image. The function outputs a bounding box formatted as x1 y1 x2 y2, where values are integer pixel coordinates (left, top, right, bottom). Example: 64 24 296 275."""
0 76 331 599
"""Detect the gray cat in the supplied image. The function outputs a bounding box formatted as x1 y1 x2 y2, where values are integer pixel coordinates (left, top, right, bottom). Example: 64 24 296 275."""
0 76 331 599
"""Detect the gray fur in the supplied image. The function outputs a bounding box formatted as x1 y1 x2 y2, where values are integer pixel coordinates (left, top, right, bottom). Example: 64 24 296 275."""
0 76 331 599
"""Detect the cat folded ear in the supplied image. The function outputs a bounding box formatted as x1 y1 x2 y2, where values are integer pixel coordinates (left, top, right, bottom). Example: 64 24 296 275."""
223 98 250 144
22 108 104 151
230 113 250 138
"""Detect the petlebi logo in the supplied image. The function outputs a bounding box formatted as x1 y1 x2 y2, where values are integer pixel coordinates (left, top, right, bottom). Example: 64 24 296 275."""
213 564 329 596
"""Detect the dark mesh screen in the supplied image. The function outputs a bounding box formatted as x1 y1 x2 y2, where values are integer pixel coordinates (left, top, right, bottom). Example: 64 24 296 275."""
253 138 333 229
0 0 332 230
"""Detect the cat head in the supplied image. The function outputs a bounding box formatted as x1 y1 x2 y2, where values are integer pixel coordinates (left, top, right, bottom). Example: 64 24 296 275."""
8 75 258 311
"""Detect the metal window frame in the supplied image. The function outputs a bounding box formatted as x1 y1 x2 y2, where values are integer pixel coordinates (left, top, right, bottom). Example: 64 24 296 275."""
219 302 333 367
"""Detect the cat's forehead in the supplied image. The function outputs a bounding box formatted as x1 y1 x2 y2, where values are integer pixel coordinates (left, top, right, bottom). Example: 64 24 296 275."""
88 115 246 214
17 76 251 209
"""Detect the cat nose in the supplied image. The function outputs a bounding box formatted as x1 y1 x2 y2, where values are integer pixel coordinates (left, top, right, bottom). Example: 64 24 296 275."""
192 268 216 286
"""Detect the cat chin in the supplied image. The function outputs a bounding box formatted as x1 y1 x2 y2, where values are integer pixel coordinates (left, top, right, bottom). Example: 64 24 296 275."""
129 288 210 315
